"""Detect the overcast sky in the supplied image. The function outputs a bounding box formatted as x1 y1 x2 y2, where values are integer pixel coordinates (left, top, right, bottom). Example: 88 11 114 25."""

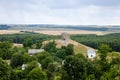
0 0 120 25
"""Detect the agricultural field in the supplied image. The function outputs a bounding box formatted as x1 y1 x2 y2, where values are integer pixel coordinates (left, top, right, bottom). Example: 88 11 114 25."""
35 30 103 35
0 30 21 34
1 24 120 35
0 30 103 35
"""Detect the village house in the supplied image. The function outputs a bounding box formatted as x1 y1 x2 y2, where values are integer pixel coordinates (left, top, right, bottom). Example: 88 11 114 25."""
87 49 96 58
28 49 44 55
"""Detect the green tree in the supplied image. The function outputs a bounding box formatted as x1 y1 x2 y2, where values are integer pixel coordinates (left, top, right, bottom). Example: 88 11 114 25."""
44 41 57 53
10 70 21 80
10 54 24 68
0 58 11 80
23 61 40 78
62 54 96 80
0 41 12 49
27 67 47 80
0 41 13 59
66 44 74 56
23 53 37 63
98 44 111 60
36 40 42 49
23 38 33 48
36 52 53 69
100 67 117 80
98 44 112 71
2 49 14 60
98 44 112 55
41 56 53 69
46 62 61 80
107 52 120 65
56 48 66 59
103 52 120 79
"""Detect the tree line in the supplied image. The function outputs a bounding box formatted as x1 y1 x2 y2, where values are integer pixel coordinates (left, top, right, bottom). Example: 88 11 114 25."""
0 33 60 44
71 33 120 52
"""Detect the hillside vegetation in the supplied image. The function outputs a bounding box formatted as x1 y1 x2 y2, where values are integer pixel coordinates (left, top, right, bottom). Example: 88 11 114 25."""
0 32 120 80
0 39 120 80
71 33 120 52
42 39 94 56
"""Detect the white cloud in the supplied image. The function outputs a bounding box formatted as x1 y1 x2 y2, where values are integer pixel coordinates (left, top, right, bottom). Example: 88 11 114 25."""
0 0 120 25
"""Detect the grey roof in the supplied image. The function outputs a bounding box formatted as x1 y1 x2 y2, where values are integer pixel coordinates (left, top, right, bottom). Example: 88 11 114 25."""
87 49 96 55
28 49 44 55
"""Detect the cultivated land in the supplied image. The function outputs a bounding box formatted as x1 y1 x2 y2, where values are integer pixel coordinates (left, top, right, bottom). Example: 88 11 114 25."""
0 30 103 35
0 30 21 34
35 30 103 35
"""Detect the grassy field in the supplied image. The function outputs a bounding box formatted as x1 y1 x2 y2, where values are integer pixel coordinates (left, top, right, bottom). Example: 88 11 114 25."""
43 39 95 57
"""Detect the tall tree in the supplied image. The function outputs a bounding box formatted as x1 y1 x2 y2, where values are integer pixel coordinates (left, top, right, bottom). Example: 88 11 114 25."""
44 41 57 53
27 67 47 80
36 40 42 49
0 41 13 59
36 52 53 69
0 41 12 49
98 44 112 61
23 61 40 78
56 48 66 59
10 54 24 68
98 44 112 73
0 58 11 80
62 54 96 80
66 44 74 55
23 38 33 48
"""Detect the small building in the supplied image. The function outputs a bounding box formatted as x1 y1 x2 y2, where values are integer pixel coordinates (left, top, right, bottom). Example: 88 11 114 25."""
87 49 96 58
61 32 70 41
28 49 44 55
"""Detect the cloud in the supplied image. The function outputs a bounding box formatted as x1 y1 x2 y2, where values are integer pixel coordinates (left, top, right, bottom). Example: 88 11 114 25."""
37 0 120 9
0 0 120 25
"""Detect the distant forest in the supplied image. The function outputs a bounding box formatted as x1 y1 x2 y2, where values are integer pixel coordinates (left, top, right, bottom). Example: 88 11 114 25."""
71 33 120 52
0 33 60 44
0 25 10 30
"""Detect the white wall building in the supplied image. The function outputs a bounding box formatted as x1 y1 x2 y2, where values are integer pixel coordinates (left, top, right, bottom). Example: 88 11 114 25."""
87 49 96 58
28 49 44 55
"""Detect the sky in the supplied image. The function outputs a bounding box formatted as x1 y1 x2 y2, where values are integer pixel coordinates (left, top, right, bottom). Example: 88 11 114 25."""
0 0 120 25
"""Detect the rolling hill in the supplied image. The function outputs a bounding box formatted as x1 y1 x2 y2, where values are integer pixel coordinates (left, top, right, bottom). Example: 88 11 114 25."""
42 39 95 57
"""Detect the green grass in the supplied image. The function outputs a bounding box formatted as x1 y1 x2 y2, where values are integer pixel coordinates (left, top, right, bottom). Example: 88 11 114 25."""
74 43 87 56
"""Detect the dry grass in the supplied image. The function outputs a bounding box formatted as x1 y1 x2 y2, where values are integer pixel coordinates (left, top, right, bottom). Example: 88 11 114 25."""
35 30 103 35
0 30 22 34
0 30 103 35
42 39 95 56
13 43 23 47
